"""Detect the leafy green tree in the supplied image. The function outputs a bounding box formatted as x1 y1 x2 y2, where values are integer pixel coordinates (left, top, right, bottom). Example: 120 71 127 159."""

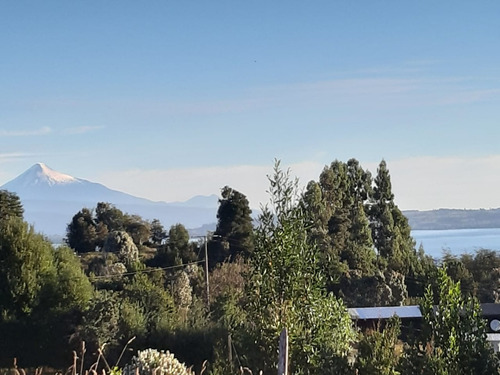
95 202 125 232
0 217 55 318
167 223 197 265
441 252 475 297
212 186 254 265
66 208 97 253
150 218 167 246
355 317 401 375
461 249 500 303
400 267 498 374
0 217 93 366
40 246 93 314
125 214 151 247
123 273 176 342
0 190 24 221
78 289 122 355
244 161 356 374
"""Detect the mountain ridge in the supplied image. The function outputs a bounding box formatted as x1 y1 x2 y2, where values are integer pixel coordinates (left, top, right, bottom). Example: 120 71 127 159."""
1 163 220 237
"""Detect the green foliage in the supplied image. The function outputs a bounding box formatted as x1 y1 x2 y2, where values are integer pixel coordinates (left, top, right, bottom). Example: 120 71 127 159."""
400 267 498 374
355 317 401 375
0 217 57 318
150 218 167 246
369 160 417 275
338 269 407 307
79 289 122 351
168 224 197 265
461 249 500 303
66 208 98 253
41 245 93 313
0 190 24 222
302 159 378 295
124 215 151 247
212 186 254 265
244 160 356 374
96 202 125 232
104 230 140 267
0 217 94 366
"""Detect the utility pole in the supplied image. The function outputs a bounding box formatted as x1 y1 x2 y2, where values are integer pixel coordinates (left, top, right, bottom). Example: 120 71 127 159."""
204 235 210 310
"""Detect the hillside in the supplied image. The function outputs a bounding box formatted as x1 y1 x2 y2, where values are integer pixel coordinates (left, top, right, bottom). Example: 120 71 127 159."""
403 208 500 230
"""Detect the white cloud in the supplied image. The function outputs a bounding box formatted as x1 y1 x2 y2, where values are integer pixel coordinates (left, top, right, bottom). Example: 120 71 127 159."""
63 126 104 135
96 156 500 211
0 126 52 137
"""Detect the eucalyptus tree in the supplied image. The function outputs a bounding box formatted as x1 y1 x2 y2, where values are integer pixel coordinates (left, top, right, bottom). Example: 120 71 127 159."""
244 161 356 374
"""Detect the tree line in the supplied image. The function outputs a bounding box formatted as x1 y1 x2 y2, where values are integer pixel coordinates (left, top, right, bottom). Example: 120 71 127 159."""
0 158 499 374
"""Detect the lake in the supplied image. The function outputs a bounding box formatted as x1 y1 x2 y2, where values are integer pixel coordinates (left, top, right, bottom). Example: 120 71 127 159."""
411 228 500 260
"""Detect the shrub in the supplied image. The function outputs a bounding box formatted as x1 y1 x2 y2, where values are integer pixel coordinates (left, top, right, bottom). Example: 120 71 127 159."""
123 349 192 375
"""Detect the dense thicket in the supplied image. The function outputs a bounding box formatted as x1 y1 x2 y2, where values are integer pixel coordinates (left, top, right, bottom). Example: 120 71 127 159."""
1 159 499 374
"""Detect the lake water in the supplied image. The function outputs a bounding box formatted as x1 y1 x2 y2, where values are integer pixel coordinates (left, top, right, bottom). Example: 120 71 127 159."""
411 228 500 260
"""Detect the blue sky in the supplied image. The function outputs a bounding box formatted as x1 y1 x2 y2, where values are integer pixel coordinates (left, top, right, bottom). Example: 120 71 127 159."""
1 1 500 210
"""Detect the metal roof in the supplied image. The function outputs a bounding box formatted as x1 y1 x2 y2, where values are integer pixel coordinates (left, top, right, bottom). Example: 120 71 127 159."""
348 305 422 320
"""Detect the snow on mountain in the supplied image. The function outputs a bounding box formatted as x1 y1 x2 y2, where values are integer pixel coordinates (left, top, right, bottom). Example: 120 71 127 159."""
1 163 218 237
22 163 78 186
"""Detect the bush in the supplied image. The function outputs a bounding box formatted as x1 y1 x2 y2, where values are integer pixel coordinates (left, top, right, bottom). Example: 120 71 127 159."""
123 349 192 375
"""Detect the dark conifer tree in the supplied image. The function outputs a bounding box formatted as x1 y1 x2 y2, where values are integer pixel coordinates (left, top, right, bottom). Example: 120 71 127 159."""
211 186 254 266
65 208 97 253
0 190 24 222
369 160 416 274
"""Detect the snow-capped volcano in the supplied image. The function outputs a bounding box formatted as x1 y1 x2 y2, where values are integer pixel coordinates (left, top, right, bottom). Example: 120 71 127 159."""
10 163 79 188
0 163 218 237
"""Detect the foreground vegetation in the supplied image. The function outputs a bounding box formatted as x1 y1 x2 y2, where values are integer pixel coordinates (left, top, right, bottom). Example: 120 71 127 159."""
1 158 499 374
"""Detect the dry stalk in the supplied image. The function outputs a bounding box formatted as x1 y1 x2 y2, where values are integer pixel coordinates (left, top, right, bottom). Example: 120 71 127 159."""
199 360 208 375
115 337 136 368
97 348 111 373
80 342 86 375
10 358 20 375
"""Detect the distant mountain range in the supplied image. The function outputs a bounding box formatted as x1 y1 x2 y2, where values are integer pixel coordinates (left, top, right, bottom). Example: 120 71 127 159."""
1 163 220 241
1 163 500 242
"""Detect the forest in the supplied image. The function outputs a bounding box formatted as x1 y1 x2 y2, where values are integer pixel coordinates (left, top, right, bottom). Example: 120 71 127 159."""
1 158 500 375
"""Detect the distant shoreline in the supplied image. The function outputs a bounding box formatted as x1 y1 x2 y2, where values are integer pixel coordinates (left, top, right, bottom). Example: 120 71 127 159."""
403 208 500 230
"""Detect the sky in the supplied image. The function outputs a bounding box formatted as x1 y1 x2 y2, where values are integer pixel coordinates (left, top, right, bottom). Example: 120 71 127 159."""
1 1 500 211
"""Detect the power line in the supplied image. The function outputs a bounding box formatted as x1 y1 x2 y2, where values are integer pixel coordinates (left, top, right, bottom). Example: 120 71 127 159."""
90 260 205 280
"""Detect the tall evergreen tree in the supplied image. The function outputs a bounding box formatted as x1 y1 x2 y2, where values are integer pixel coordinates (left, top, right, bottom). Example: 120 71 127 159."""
305 159 376 290
369 160 416 274
211 186 254 265
0 190 24 222
150 218 167 246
